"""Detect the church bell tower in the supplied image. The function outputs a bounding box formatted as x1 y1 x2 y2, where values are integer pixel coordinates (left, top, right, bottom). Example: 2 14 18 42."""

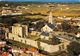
48 11 53 24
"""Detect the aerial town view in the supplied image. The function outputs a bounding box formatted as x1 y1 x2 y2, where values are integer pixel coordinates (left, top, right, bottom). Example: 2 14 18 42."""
0 0 80 56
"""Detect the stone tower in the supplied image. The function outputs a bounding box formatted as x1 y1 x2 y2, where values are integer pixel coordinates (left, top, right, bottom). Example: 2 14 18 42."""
48 11 53 24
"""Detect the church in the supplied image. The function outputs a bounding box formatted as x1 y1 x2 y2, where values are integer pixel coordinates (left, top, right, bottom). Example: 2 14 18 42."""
40 11 57 40
41 11 56 33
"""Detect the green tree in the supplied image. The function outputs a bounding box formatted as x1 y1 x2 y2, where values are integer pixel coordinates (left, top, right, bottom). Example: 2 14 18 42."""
67 42 80 56
61 20 71 32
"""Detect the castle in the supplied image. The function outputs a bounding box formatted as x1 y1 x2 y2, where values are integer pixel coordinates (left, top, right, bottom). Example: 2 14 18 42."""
5 11 71 53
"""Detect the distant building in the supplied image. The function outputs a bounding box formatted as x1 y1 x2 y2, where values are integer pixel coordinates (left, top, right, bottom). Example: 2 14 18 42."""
76 32 80 38
2 7 22 15
2 9 12 15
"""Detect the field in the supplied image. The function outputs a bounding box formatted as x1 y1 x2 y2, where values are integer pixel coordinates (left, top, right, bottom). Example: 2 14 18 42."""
22 3 80 17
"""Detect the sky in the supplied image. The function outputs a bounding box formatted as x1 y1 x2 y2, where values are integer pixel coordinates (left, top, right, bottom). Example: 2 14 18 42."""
1 0 80 2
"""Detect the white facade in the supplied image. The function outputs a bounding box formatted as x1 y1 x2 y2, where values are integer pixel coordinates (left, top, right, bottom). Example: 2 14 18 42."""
76 33 80 38
41 24 53 32
2 9 12 15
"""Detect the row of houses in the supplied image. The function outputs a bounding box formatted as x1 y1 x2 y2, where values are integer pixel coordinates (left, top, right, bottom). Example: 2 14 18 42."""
1 7 22 15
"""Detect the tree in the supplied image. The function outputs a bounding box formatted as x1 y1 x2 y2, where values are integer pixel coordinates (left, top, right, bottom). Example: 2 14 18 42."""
67 42 80 56
61 20 71 32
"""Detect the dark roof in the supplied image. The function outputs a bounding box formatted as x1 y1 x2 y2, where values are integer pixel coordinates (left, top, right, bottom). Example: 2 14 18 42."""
46 23 55 29
41 32 49 36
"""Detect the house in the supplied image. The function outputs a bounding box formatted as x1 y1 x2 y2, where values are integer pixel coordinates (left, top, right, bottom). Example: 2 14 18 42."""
76 32 80 38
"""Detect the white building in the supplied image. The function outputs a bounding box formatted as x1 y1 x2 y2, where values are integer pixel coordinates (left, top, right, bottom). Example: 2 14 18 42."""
41 23 55 33
41 11 56 33
76 32 80 38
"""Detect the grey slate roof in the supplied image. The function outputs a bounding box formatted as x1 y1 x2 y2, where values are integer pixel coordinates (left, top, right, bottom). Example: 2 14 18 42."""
46 23 55 29
41 32 49 36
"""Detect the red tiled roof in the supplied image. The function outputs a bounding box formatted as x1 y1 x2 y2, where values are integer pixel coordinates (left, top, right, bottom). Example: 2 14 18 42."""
21 48 27 52
1 52 9 56
39 54 46 56
28 48 37 52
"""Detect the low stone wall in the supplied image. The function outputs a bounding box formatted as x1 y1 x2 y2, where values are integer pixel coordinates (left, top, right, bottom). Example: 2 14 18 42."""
6 33 70 53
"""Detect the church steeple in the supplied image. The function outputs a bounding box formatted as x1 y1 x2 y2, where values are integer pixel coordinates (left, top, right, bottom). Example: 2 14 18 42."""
48 11 53 24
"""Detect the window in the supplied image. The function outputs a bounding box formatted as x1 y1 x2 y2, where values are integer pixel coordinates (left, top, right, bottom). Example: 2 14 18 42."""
62 45 64 49
7 33 8 37
59 45 64 51
25 40 26 43
59 46 61 51
21 40 22 42
13 37 14 40
27 53 32 56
